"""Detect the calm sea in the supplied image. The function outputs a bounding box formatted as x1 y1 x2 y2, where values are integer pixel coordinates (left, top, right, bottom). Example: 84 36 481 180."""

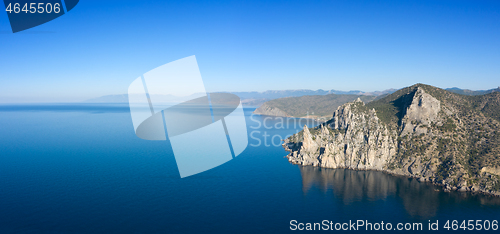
0 104 499 233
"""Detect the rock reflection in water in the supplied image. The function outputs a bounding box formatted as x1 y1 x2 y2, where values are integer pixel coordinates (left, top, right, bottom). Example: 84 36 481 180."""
299 166 442 218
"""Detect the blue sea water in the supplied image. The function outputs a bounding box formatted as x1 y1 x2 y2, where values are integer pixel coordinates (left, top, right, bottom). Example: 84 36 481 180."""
0 104 499 233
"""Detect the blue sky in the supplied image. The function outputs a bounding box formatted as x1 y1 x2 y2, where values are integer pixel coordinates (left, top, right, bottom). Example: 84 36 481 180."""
0 0 499 102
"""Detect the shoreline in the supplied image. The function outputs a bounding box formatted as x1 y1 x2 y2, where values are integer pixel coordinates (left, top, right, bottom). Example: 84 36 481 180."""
283 142 500 198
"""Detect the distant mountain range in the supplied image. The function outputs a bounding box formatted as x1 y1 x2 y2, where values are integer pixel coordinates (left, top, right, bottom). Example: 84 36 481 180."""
85 87 498 106
231 88 397 99
85 88 397 105
253 86 500 118
445 87 500 96
85 94 129 103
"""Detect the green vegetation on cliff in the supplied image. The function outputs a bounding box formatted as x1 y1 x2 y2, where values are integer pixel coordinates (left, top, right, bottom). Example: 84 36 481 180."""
284 83 500 196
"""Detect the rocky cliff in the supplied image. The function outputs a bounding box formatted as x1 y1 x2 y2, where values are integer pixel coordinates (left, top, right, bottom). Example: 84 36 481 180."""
284 84 500 196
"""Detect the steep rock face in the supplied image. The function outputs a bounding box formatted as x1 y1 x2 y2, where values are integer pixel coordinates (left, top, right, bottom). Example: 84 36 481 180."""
287 98 398 170
401 87 441 136
253 103 290 117
284 85 500 196
286 98 397 170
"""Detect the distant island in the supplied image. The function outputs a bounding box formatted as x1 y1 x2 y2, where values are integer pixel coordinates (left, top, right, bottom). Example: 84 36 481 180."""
283 84 500 196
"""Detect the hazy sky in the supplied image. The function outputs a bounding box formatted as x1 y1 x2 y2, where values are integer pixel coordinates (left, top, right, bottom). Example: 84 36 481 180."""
1 0 499 102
